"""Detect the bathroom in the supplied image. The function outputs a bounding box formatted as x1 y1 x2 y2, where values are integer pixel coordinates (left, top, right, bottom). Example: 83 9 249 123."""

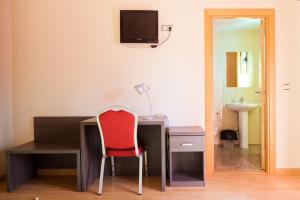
213 19 264 171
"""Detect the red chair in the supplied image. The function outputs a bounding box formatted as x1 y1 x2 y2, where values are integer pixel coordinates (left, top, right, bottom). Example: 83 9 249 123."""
96 106 146 195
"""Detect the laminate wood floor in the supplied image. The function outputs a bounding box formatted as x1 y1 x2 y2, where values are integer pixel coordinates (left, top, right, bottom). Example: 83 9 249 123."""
1 172 300 200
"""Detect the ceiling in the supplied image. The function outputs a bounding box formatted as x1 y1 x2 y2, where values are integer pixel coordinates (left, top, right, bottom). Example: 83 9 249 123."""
213 19 261 32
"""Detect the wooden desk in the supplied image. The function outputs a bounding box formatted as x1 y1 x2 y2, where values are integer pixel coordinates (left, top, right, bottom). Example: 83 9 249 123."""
80 116 168 192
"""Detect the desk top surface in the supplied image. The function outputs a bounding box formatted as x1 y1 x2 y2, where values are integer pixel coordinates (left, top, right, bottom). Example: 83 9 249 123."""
81 115 168 126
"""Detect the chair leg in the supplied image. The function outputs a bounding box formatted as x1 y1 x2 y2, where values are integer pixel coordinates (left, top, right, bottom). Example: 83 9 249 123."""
111 156 115 177
98 156 106 195
138 154 143 195
144 150 148 177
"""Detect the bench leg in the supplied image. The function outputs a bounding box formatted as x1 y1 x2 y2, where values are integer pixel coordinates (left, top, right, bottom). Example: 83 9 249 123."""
6 153 35 192
76 153 82 192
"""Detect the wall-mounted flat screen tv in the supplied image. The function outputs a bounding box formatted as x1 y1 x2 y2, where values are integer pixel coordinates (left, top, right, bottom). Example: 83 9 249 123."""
120 10 158 43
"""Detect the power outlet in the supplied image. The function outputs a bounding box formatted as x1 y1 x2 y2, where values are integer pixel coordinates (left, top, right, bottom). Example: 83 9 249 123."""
161 25 173 31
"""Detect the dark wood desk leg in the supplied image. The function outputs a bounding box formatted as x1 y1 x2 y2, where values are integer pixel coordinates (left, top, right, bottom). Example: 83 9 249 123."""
80 124 87 191
76 152 81 192
6 153 34 192
161 124 166 192
6 152 11 192
81 125 101 192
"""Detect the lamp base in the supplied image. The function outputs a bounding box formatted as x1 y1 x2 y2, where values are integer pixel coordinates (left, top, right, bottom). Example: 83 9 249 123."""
139 115 154 120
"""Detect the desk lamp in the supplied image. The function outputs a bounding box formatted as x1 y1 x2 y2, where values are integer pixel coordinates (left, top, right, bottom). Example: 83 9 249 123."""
134 83 153 119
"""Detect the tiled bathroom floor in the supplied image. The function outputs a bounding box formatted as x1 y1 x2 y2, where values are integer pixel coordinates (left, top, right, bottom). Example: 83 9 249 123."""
214 144 262 171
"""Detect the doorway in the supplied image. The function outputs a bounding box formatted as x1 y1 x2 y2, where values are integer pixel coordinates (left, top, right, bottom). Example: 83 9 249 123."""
204 9 276 175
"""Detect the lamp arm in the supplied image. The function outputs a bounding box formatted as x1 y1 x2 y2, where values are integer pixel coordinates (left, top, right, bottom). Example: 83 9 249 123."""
144 90 153 116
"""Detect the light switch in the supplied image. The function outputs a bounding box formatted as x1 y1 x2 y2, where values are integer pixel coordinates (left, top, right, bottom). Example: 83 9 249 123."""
283 83 291 91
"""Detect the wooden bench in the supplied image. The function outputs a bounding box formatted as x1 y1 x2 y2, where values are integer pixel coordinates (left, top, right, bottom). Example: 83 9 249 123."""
6 117 91 192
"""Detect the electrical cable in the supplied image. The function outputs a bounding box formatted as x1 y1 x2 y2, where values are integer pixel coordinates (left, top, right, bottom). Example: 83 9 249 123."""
150 29 171 48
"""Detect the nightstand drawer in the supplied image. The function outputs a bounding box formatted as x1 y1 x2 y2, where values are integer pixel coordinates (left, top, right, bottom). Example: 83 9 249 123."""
170 136 204 152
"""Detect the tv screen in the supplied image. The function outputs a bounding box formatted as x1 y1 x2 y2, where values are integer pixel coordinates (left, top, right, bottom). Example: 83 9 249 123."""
120 10 158 43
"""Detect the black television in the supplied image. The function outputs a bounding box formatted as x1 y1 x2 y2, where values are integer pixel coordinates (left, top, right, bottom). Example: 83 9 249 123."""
120 10 158 43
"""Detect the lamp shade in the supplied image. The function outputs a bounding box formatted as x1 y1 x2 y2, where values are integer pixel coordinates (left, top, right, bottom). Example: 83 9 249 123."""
134 83 153 118
134 83 150 95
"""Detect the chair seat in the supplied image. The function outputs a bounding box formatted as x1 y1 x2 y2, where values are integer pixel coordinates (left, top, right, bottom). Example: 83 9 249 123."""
107 145 143 157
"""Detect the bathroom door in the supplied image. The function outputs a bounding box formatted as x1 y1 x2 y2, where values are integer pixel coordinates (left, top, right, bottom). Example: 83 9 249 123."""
260 19 266 170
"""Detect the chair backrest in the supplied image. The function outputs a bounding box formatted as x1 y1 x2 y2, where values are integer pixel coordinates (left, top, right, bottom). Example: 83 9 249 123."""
96 106 138 156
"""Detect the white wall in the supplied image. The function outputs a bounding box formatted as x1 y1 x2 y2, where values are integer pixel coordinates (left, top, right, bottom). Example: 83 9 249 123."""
275 0 300 168
0 0 13 176
12 0 204 146
213 29 261 145
10 0 300 169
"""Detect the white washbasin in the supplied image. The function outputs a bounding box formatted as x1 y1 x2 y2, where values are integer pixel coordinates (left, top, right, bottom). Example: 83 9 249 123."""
226 102 257 112
226 102 258 149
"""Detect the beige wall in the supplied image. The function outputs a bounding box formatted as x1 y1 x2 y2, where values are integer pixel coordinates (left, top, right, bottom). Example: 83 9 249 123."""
276 0 300 168
12 0 204 146
0 0 13 176
213 29 261 145
8 0 300 169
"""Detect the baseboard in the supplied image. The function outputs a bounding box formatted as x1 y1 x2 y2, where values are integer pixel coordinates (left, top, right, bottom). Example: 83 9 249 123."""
38 169 76 176
276 168 300 175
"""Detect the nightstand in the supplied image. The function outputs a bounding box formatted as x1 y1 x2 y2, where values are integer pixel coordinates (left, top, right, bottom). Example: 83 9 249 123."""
167 126 205 187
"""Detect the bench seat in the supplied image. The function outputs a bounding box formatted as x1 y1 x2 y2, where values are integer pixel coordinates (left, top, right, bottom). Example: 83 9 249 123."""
7 141 80 154
6 116 91 192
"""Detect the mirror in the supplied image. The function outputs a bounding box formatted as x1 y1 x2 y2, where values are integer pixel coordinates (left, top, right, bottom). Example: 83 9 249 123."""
226 51 252 88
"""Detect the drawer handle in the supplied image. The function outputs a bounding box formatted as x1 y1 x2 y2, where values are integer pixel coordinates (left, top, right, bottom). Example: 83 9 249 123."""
181 143 193 147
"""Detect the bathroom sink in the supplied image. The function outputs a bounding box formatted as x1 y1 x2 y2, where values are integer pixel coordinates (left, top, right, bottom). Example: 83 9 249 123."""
226 102 257 112
226 102 258 149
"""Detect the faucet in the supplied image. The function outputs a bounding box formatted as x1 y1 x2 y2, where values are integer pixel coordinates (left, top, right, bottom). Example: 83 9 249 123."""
239 97 245 103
